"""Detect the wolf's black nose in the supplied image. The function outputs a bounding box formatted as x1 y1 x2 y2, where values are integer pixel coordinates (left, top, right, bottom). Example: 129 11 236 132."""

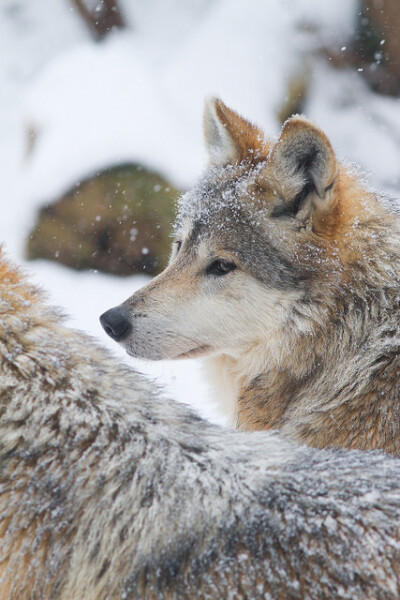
99 306 132 341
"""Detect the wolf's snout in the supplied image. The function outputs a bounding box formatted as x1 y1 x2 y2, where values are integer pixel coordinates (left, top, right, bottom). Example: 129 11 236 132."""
100 306 132 342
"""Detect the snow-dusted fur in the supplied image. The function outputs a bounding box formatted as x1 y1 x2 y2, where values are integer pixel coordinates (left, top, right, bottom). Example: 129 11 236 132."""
102 98 400 456
3 254 400 597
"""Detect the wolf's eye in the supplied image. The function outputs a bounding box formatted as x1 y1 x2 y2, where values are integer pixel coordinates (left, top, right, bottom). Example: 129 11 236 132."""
174 241 182 253
206 259 237 276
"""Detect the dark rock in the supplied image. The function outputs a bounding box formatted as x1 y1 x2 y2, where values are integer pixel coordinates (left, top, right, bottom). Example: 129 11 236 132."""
26 164 180 276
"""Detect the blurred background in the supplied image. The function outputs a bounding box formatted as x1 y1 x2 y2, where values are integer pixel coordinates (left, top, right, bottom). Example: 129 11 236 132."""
1 0 399 423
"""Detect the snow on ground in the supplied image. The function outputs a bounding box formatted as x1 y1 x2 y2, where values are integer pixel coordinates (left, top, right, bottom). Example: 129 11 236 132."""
1 0 400 424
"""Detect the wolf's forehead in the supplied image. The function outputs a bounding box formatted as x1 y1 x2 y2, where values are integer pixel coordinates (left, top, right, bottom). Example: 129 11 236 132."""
176 163 267 231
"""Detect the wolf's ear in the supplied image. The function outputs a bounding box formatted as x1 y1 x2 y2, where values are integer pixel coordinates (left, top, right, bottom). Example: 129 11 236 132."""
203 97 267 166
269 116 339 235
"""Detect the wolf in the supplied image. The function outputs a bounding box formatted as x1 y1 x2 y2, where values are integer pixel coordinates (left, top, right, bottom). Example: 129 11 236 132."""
101 97 400 456
3 250 400 597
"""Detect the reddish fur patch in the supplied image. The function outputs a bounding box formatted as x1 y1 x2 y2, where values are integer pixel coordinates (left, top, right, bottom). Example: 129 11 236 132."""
0 251 36 311
213 99 272 163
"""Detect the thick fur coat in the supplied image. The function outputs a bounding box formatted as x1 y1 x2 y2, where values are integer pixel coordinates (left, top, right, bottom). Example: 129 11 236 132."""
102 98 400 456
2 251 400 597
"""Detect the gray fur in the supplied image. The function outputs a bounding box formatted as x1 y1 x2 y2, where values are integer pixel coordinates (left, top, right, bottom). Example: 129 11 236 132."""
177 164 303 290
2 256 400 598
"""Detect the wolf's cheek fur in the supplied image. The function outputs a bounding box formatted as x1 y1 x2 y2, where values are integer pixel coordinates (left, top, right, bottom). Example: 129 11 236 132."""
121 272 298 362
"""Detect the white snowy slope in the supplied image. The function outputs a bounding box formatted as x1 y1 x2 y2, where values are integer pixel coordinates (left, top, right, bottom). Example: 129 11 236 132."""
1 0 400 424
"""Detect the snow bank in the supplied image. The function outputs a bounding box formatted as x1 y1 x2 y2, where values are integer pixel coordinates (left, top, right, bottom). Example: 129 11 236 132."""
22 0 365 209
23 33 204 203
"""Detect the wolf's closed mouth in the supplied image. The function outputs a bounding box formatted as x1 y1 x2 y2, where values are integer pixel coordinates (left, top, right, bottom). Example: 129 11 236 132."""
177 344 211 358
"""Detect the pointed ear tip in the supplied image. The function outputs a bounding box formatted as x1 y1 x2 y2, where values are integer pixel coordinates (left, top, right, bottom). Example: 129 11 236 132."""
281 114 318 133
204 96 222 114
283 114 331 137
205 95 220 104
280 115 334 147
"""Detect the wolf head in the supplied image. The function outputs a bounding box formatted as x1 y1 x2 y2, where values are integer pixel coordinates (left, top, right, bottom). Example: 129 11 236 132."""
100 99 374 365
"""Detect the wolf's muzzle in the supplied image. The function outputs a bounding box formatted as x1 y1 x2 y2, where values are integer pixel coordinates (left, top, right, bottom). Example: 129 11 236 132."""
100 306 132 342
